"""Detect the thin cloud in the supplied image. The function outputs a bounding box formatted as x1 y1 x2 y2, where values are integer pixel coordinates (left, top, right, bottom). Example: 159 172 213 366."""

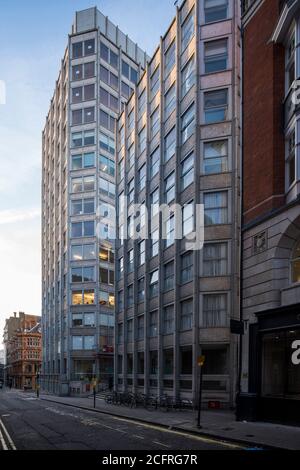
0 208 40 225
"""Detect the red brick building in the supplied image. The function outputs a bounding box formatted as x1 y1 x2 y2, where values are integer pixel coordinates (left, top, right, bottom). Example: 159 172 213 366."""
239 0 300 424
4 312 42 390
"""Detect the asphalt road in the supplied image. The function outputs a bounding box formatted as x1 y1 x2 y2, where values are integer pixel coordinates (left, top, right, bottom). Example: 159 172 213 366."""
0 389 245 451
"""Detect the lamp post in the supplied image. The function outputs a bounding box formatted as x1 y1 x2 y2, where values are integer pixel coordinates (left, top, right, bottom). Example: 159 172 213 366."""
92 377 97 408
197 355 205 429
36 371 40 398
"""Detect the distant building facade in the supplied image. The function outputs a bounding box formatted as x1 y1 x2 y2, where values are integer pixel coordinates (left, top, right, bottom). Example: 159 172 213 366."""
239 0 300 424
0 349 5 384
3 312 41 389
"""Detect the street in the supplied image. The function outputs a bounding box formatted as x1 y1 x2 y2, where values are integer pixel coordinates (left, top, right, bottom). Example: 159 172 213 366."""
0 389 245 451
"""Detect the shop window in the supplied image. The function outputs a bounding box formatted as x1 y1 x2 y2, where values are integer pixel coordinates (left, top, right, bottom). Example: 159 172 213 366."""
261 330 300 399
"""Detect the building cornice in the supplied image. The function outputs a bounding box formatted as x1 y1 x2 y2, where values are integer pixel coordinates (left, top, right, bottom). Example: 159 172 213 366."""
272 0 300 43
242 0 265 27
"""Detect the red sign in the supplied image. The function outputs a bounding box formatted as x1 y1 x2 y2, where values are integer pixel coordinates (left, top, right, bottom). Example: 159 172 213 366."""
208 401 220 410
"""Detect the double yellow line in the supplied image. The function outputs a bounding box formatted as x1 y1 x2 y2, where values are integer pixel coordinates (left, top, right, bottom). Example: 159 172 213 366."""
112 416 245 450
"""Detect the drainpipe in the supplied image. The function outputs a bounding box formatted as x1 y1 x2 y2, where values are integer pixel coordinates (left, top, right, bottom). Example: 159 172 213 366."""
237 1 245 401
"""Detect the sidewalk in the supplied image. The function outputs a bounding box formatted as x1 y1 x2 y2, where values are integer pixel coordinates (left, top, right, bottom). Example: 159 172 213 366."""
34 391 300 450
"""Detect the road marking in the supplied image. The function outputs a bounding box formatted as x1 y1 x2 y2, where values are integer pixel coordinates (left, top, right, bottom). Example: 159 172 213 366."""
112 417 244 449
45 407 79 419
132 435 144 440
99 423 116 431
0 426 8 450
23 397 38 400
0 418 16 450
153 441 171 448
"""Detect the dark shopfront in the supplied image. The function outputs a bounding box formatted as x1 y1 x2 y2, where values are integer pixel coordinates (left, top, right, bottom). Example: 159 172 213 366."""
238 304 300 425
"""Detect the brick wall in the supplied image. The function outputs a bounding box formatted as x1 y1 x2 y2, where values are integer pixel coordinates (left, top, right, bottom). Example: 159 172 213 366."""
243 0 285 225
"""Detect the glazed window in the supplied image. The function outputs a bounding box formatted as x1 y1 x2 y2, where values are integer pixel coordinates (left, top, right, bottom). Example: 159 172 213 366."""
180 299 193 330
204 39 228 74
202 293 228 327
182 202 194 236
100 154 115 177
204 89 228 123
203 242 228 276
150 67 160 99
72 42 83 59
204 191 228 225
286 32 295 91
180 251 193 284
181 10 194 51
181 104 195 143
150 147 160 178
181 152 194 190
84 39 95 56
291 240 300 283
165 84 176 119
164 261 174 291
127 284 134 306
163 305 175 334
203 140 228 174
204 0 228 24
150 107 160 138
181 56 195 97
150 270 159 297
164 127 176 162
165 41 176 76
149 312 158 337
286 130 296 189
138 240 145 266
138 278 145 302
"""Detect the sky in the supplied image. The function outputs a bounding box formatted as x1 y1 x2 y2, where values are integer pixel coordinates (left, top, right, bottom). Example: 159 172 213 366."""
0 0 176 347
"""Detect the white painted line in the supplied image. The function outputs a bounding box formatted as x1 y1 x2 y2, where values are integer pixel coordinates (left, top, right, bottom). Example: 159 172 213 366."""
112 416 243 449
133 435 144 440
0 418 17 450
0 426 8 450
153 441 171 448
96 423 116 431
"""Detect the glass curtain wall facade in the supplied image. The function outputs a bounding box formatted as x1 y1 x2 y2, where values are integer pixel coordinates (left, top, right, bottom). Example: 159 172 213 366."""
42 7 147 395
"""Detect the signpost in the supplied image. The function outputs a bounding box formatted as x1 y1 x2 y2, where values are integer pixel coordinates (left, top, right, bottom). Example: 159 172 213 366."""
36 373 40 398
197 355 205 429
92 378 97 408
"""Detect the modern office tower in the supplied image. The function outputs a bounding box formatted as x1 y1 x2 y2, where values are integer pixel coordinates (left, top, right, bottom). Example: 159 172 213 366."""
239 0 300 425
115 0 241 407
42 7 147 395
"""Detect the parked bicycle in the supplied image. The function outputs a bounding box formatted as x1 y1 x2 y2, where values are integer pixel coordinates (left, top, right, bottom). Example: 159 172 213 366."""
104 391 194 412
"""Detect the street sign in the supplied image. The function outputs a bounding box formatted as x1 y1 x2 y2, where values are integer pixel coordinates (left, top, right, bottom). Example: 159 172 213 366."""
197 355 205 367
230 319 244 335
